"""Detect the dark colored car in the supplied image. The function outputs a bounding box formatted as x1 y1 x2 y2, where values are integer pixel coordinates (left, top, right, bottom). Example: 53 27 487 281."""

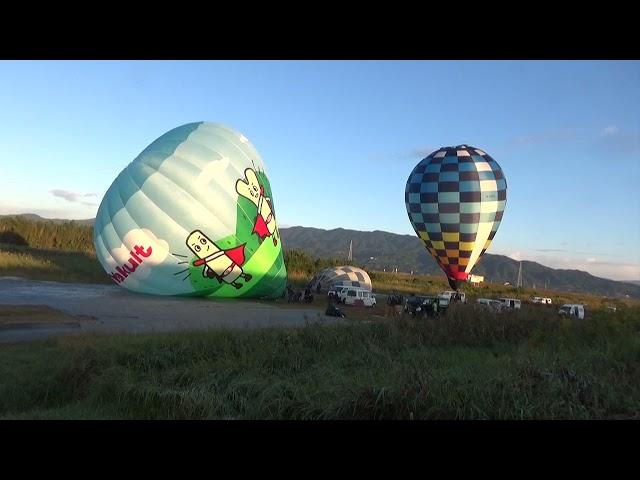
404 295 427 315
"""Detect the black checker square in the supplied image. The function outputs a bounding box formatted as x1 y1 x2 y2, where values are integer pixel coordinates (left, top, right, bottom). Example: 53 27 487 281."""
460 212 480 224
460 191 481 202
460 233 477 242
438 181 459 192
459 171 480 181
422 192 439 203
441 223 459 233
440 163 459 172
438 202 460 214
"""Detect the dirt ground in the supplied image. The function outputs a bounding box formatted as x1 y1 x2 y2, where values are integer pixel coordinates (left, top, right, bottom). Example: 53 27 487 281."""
0 277 352 343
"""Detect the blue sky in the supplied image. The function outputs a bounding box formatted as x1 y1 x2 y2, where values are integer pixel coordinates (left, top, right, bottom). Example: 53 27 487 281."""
0 60 638 281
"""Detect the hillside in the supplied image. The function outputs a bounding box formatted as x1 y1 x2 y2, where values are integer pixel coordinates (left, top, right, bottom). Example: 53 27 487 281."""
279 226 640 299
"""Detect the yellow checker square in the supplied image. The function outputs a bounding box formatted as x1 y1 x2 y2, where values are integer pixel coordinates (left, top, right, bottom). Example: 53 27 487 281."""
480 200 498 213
475 161 492 172
458 258 469 266
459 241 475 251
480 179 497 192
419 231 430 241
431 240 445 250
484 240 492 249
442 232 459 242
445 249 459 258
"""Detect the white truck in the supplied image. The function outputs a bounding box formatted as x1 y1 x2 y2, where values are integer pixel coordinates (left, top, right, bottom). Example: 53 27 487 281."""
340 287 377 307
497 298 521 310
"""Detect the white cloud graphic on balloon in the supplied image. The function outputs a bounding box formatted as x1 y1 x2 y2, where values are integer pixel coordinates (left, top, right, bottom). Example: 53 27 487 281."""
105 228 169 290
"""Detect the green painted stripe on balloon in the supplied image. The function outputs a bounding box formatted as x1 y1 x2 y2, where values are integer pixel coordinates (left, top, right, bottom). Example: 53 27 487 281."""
205 241 284 299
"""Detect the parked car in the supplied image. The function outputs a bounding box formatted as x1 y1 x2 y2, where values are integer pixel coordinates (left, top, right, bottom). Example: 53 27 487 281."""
404 295 427 315
559 304 585 319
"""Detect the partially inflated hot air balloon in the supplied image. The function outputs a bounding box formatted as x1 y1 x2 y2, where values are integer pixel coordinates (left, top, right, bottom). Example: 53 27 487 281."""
93 122 287 299
405 145 507 290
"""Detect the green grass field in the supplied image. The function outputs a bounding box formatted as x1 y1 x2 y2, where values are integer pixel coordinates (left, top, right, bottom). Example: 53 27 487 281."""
1 305 638 419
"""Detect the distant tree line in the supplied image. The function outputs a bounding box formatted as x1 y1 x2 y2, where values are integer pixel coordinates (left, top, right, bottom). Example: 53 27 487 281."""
283 249 360 276
0 216 94 253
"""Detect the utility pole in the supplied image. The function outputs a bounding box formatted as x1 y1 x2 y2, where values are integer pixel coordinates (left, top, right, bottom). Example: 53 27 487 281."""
517 261 523 288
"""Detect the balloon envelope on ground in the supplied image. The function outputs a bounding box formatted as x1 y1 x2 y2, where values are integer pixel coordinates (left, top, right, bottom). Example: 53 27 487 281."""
310 266 373 292
93 122 287 299
405 145 507 290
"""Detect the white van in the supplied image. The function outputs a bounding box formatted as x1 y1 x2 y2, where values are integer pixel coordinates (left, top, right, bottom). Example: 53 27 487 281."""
477 298 504 311
559 304 585 319
440 291 466 303
497 298 521 309
342 287 377 307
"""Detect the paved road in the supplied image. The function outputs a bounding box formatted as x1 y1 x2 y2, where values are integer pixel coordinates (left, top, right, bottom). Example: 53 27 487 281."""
0 277 347 343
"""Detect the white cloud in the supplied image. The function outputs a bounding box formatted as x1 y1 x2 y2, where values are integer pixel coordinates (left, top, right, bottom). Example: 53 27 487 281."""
50 189 98 205
508 251 523 261
602 125 619 136
493 248 640 282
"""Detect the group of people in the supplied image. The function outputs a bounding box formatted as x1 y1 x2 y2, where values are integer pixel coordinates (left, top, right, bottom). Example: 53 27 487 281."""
285 283 314 303
385 292 405 317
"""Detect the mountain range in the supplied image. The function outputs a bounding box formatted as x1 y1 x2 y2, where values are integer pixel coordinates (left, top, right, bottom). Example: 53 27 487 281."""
279 226 640 299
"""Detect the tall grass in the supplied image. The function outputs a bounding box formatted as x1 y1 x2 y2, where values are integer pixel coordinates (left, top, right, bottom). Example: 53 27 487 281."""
0 244 110 284
1 305 638 420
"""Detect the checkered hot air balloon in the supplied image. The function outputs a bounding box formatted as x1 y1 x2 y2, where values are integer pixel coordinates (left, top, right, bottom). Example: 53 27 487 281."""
405 145 507 290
